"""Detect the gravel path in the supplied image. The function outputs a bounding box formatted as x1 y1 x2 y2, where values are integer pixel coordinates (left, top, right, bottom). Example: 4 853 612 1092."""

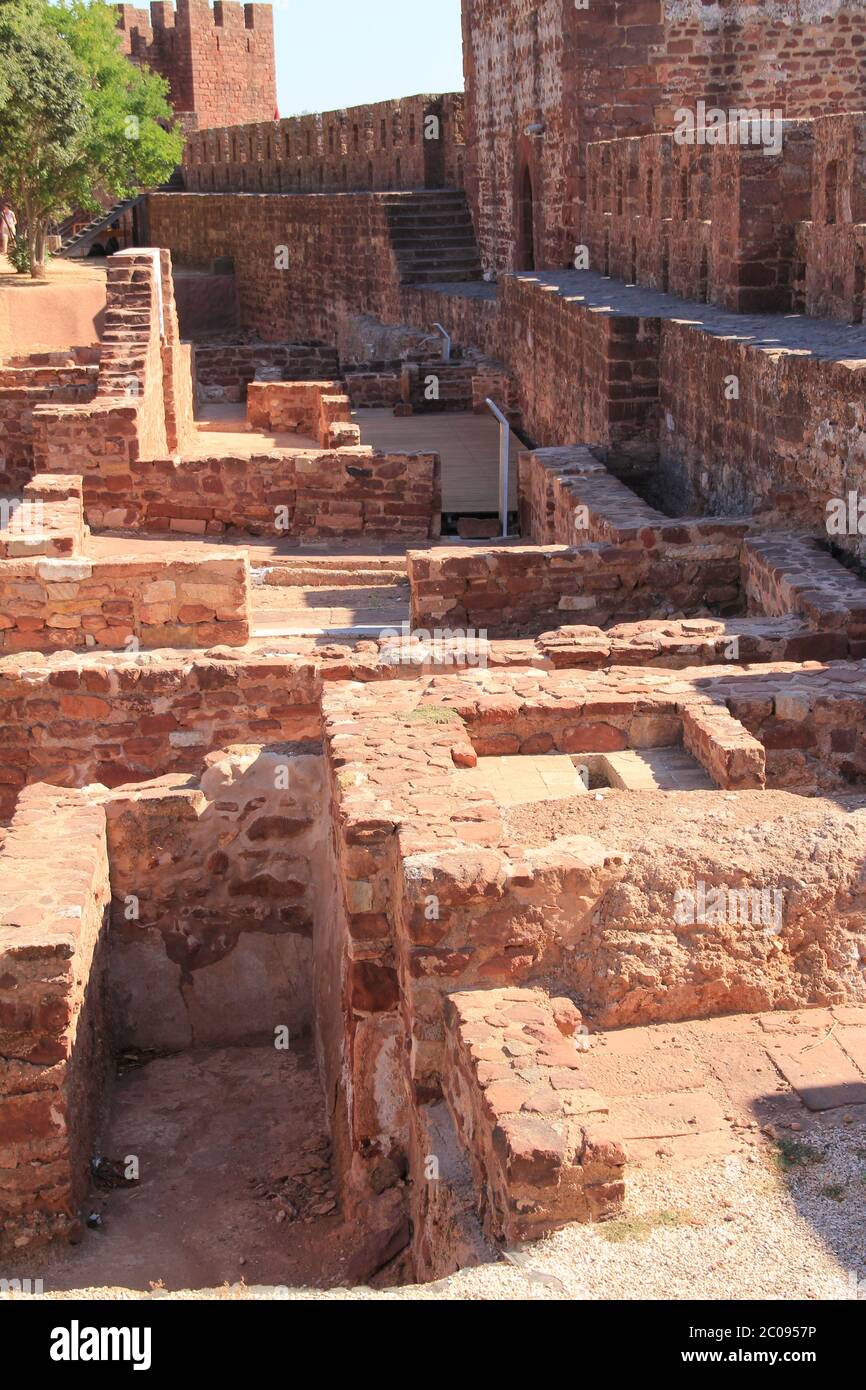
7 1121 865 1302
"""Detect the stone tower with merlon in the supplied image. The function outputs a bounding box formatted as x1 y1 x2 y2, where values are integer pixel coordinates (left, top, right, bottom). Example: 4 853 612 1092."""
116 0 277 132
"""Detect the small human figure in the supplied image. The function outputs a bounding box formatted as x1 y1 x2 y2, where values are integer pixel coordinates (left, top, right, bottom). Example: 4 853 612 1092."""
0 202 17 256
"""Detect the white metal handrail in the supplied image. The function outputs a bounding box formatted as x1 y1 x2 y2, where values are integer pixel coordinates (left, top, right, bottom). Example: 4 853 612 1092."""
432 322 452 362
485 397 510 538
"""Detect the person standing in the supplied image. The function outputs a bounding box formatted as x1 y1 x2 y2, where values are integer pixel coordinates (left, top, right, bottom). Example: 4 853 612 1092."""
0 203 16 256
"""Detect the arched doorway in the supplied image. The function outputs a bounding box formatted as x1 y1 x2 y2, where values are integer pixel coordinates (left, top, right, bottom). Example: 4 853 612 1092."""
518 166 535 271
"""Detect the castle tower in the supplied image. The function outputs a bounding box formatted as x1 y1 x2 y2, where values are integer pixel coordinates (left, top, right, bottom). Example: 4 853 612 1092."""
116 0 277 132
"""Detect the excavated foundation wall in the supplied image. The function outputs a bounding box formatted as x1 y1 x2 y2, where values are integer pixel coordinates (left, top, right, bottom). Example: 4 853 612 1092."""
311 665 866 1242
103 746 328 1049
0 650 322 822
0 786 111 1252
0 351 99 493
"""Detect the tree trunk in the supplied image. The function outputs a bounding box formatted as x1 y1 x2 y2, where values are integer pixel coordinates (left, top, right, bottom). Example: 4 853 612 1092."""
29 221 47 279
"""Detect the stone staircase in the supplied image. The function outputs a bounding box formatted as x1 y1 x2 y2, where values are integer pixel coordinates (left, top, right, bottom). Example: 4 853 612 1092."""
403 362 477 412
56 196 146 258
383 191 483 286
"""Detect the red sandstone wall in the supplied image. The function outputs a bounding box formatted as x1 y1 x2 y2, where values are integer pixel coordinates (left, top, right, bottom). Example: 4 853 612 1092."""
195 343 340 402
583 125 814 312
499 274 661 448
408 537 742 637
80 446 441 540
183 95 466 194
116 0 276 130
0 650 322 821
0 352 99 493
103 748 327 1049
147 192 403 342
462 0 866 274
0 550 250 655
658 318 866 542
32 250 197 519
0 786 111 1252
799 113 866 322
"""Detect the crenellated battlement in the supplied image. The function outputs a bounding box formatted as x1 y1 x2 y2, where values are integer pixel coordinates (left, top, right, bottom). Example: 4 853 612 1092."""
115 1 275 129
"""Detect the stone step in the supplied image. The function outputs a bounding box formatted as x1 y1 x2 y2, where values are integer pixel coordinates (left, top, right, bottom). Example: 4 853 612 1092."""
395 246 481 263
403 268 483 285
260 565 407 588
390 231 476 249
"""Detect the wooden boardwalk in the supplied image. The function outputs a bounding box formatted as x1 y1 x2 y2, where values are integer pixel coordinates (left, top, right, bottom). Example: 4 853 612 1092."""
354 408 521 514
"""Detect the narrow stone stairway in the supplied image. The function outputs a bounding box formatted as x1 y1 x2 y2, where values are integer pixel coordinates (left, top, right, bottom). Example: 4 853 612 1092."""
382 191 483 285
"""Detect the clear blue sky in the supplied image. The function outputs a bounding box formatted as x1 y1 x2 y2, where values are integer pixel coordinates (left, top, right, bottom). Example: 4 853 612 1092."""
271 0 465 116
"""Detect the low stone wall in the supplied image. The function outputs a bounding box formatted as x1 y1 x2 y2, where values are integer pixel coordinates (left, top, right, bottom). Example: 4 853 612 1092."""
0 351 99 494
408 538 742 637
0 785 111 1252
0 550 250 655
442 988 625 1243
742 534 866 657
0 648 323 821
104 746 326 1050
344 369 404 409
0 475 87 561
247 379 359 448
195 342 340 402
681 702 766 791
728 684 866 795
90 448 442 539
401 286 502 364
518 445 752 552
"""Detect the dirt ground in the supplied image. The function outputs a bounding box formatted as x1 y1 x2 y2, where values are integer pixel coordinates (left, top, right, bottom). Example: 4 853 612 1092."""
9 1040 380 1294
6 1011 866 1302
0 253 106 355
504 786 866 852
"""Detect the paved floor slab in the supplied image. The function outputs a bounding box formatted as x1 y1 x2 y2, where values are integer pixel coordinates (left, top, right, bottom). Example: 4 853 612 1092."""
456 754 589 806
766 1034 866 1110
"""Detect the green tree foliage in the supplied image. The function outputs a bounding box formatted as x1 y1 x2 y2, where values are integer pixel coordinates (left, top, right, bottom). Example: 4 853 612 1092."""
0 0 182 276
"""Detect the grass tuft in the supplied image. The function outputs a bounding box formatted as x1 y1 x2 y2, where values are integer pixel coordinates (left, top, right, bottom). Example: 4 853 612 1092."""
599 1210 690 1243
